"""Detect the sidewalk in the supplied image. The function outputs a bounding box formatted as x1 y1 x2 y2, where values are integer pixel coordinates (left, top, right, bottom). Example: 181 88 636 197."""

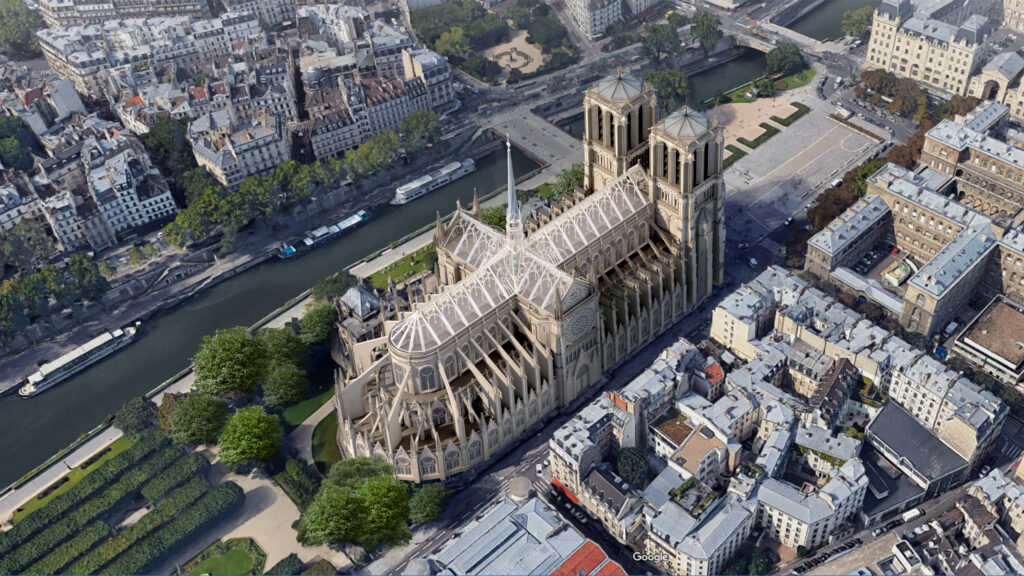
0 426 123 522
287 400 336 465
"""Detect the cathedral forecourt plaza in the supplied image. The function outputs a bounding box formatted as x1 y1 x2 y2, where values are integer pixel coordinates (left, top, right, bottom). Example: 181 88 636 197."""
333 72 727 485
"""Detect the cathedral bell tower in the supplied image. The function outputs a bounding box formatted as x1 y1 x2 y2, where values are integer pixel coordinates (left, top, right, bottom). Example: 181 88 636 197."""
649 107 725 304
582 71 657 192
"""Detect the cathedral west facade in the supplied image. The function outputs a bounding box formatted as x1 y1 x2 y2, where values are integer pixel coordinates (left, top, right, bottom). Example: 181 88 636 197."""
333 73 726 484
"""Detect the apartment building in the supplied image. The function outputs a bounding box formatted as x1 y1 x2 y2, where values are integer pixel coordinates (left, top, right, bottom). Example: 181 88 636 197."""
37 13 261 100
221 0 295 28
38 0 208 27
569 0 621 40
1005 0 1024 35
866 0 989 96
755 459 868 550
804 195 891 279
0 178 42 232
402 48 454 110
188 111 289 190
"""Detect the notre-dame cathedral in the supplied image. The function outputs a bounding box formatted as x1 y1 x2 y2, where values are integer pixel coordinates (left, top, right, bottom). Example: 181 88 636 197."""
334 72 725 484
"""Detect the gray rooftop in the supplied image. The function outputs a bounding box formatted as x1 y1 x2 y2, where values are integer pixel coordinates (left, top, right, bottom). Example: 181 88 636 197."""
593 73 643 102
867 402 967 481
808 195 890 256
662 107 710 140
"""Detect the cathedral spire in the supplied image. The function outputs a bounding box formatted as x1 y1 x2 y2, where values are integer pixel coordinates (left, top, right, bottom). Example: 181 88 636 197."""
505 136 521 227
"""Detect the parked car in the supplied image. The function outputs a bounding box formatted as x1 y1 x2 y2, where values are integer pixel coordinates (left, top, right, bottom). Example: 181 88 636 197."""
784 217 793 226
536 464 544 475
738 242 750 249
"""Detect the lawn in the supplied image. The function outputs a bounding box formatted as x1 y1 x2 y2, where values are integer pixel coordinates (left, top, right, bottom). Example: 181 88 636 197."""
312 411 343 474
13 435 135 523
185 538 266 576
722 83 757 105
367 243 437 290
773 67 816 91
282 385 335 428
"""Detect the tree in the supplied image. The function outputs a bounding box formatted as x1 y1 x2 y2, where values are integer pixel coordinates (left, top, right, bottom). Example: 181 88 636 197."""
435 26 469 58
343 131 400 180
299 484 368 545
263 363 309 407
327 456 394 489
0 219 55 276
644 70 692 114
408 483 447 524
481 206 506 230
113 396 157 435
157 393 182 432
65 252 109 300
552 163 584 198
300 304 339 345
0 136 31 170
766 42 805 77
508 5 531 29
218 405 283 465
0 0 44 56
748 547 772 575
141 118 197 178
260 327 309 369
640 23 681 64
169 393 230 444
692 10 722 50
527 16 568 49
616 447 648 488
668 11 689 29
193 326 270 395
841 5 874 39
359 475 411 534
311 272 357 304
399 110 441 154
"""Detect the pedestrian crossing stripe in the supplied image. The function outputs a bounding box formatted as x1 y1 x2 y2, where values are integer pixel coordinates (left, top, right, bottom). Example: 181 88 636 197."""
759 238 784 255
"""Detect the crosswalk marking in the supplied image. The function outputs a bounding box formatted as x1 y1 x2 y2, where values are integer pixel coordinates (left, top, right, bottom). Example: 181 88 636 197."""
759 237 784 256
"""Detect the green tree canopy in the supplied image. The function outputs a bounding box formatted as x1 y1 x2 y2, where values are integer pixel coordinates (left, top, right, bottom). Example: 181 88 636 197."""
311 272 357 304
481 206 506 230
692 10 722 50
0 219 55 276
399 110 442 154
527 15 568 49
0 0 44 56
300 304 339 345
169 393 230 445
359 475 410 534
112 396 157 435
218 405 283 465
408 483 447 524
435 26 469 58
157 392 182 432
327 456 394 490
262 363 309 407
766 42 805 77
641 23 682 64
260 326 309 369
343 131 400 180
193 326 270 395
841 5 874 38
644 69 692 114
299 484 368 545
552 162 584 199
616 447 648 488
508 5 531 29
141 118 197 177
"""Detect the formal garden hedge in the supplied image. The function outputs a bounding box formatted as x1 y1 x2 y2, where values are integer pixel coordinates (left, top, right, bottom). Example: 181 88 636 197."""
265 553 306 575
98 481 245 575
0 432 167 557
0 444 184 573
141 453 209 503
67 475 210 575
737 123 781 150
23 521 112 575
723 144 747 169
770 102 811 127
274 459 320 511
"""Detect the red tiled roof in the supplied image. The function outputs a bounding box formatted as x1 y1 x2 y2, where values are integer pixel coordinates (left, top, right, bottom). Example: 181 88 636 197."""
594 560 627 576
23 88 42 106
188 86 207 100
552 541 605 576
704 362 724 384
124 95 145 107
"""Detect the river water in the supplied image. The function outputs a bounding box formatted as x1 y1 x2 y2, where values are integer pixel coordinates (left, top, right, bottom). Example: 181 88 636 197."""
0 148 538 488
786 0 882 41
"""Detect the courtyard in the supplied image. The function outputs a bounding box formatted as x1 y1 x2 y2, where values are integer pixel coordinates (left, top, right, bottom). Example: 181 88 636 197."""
480 29 544 77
